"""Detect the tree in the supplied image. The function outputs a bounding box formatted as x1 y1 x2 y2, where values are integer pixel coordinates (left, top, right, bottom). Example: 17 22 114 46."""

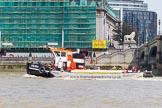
112 23 138 45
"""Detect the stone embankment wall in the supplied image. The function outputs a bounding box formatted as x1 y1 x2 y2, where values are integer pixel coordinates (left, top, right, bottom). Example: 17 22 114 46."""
0 49 137 71
0 57 52 72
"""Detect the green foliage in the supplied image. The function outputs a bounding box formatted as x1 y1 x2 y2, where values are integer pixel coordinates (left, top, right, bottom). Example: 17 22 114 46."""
0 65 26 72
122 23 134 38
113 23 138 44
8 65 13 69
2 66 6 69
86 65 123 70
100 66 114 70
115 66 122 70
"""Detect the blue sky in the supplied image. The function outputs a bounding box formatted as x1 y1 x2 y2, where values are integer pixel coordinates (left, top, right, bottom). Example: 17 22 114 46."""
144 0 162 34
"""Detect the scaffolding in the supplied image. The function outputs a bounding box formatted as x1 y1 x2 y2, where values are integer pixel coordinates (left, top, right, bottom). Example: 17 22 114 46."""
0 0 97 49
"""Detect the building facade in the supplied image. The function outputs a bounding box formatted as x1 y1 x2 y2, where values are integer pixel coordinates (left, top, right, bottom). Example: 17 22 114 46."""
108 0 157 44
0 0 119 50
0 0 97 49
123 10 157 44
109 0 147 11
96 2 120 48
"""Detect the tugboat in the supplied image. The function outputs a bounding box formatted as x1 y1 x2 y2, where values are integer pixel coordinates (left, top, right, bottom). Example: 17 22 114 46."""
26 47 85 78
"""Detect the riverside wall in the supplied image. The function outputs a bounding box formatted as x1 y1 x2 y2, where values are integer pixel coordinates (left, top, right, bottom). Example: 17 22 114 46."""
0 48 137 72
0 57 52 72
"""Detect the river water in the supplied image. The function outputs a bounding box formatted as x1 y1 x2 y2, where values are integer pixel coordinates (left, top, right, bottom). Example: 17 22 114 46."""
0 72 162 108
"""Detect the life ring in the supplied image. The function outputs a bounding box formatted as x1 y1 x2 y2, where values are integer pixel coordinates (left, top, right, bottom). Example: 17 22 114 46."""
39 66 46 73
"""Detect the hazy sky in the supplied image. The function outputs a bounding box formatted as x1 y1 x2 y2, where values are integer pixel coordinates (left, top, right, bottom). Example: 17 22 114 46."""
144 0 162 33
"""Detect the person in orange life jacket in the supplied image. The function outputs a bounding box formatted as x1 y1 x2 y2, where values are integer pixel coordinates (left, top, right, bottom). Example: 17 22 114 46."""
70 60 76 70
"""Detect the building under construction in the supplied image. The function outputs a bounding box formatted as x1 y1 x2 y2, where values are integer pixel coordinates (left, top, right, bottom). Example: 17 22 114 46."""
0 0 119 53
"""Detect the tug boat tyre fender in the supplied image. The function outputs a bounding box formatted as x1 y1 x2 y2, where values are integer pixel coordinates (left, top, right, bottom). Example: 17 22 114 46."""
39 66 46 74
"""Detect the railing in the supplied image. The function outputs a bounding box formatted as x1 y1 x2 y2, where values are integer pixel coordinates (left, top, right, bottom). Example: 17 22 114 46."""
0 57 53 65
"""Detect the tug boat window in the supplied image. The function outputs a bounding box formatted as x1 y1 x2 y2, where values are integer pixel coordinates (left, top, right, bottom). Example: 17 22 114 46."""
54 51 66 57
55 51 60 57
61 52 66 57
